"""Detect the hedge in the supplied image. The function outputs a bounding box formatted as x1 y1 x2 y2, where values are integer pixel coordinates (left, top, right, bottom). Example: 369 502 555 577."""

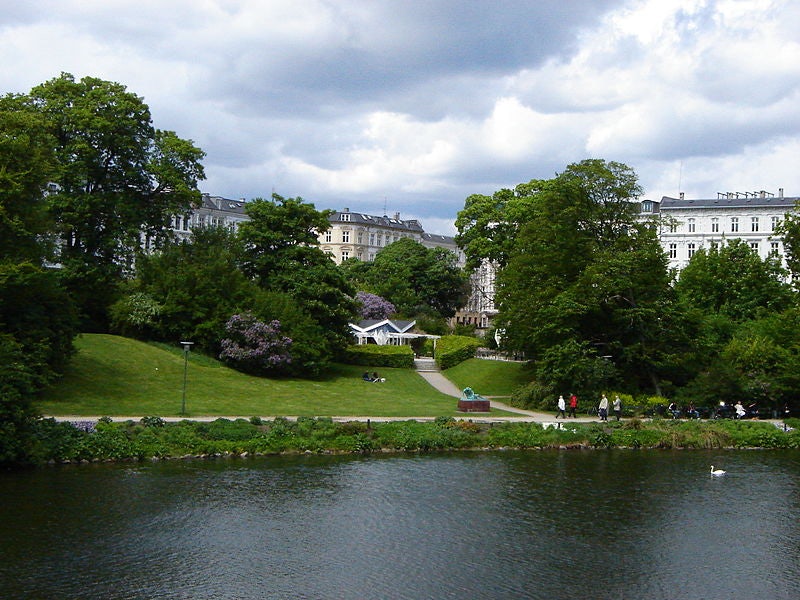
341 344 415 368
435 335 480 370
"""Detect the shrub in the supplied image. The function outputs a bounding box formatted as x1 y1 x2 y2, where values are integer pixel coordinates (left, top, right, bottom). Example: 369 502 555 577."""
356 292 396 320
435 335 480 370
511 380 555 410
341 344 414 368
219 312 292 375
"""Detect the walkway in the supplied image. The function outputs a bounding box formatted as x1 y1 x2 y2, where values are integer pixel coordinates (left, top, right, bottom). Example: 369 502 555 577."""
413 358 590 422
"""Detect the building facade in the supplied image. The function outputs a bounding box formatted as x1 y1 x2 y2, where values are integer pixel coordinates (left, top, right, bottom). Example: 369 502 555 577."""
654 190 797 272
171 193 249 243
452 259 498 330
318 208 463 264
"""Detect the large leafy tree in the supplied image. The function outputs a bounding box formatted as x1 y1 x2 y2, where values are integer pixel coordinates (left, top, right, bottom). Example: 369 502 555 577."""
238 194 358 352
115 226 256 351
478 159 681 396
0 93 78 466
343 238 470 319
674 238 792 323
0 94 58 262
771 210 800 288
29 73 206 329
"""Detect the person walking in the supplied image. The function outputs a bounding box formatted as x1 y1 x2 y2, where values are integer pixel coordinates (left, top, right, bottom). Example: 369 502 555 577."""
568 394 578 418
557 395 566 419
598 394 609 422
612 395 622 421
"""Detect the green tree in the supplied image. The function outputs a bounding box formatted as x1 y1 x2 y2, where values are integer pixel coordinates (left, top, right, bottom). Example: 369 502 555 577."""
455 186 537 271
0 93 79 466
344 237 469 319
29 73 206 329
118 226 256 351
773 209 800 287
674 238 792 322
238 194 358 352
0 94 58 263
486 159 679 395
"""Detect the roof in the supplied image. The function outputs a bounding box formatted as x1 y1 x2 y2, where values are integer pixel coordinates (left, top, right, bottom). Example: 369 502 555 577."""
660 195 798 210
349 319 416 334
421 232 456 245
195 194 249 216
330 211 425 233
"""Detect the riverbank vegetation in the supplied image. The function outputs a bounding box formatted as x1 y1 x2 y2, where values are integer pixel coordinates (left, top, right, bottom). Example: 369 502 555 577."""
25 416 800 466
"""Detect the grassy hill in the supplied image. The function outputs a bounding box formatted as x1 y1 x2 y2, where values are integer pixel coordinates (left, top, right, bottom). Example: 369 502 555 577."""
36 334 520 418
444 358 531 397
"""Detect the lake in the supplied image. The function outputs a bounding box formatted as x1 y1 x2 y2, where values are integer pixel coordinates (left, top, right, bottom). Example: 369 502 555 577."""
1 449 798 599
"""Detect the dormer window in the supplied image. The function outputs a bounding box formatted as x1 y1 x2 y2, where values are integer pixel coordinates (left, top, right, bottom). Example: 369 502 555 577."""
340 213 351 222
641 200 653 213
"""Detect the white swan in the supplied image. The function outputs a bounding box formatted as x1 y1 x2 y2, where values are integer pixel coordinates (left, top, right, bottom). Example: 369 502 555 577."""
710 465 726 476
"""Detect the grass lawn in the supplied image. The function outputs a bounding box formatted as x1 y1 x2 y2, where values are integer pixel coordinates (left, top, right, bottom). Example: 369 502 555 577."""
37 334 519 418
443 358 531 397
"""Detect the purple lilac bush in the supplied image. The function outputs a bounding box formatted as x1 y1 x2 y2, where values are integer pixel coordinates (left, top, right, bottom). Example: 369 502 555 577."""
356 291 396 320
219 312 292 375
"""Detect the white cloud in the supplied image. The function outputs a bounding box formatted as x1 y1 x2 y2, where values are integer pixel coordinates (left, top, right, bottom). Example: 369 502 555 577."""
1 0 800 233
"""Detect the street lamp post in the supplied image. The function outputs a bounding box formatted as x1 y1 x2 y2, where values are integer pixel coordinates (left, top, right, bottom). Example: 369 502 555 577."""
180 341 194 416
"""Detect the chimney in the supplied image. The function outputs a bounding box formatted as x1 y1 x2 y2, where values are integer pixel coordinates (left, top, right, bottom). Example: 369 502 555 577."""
779 188 784 198
679 192 684 200
760 190 766 198
343 207 350 213
394 212 400 220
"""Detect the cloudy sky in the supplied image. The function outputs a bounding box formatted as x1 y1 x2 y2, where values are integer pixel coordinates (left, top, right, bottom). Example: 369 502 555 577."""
2 0 799 234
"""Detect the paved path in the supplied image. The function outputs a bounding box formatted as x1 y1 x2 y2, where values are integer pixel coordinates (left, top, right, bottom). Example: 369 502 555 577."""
414 365 598 422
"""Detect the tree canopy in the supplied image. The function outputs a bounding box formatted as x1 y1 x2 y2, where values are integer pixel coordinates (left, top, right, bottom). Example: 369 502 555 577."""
342 237 469 319
29 73 206 329
460 159 678 398
674 238 792 322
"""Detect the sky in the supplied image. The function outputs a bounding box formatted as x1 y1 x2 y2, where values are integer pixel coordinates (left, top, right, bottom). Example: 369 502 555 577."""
2 0 800 235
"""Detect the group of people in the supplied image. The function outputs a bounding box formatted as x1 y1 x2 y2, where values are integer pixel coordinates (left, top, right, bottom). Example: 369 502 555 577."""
556 393 622 421
362 372 385 383
556 394 580 418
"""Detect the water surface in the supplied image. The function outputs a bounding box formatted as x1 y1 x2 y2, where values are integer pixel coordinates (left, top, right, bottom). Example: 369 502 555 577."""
1 450 798 599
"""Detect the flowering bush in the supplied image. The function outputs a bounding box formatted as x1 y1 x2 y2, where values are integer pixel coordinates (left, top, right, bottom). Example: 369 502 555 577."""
356 291 396 320
219 312 292 375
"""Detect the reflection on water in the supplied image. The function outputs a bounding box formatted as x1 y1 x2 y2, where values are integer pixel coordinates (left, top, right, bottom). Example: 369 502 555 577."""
1 450 799 599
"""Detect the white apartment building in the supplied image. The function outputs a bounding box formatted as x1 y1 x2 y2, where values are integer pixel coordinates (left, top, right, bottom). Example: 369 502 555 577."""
654 190 797 272
170 193 249 242
452 258 498 329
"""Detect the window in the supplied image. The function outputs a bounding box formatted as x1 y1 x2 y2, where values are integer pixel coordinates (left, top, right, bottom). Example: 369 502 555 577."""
668 221 678 233
688 218 695 233
711 218 719 233
751 217 759 232
369 233 375 245
357 232 363 244
730 217 739 232
341 250 350 261
771 241 780 256
342 230 350 243
376 233 382 246
641 200 653 213
340 213 350 222
668 243 677 259
688 243 696 258
772 216 780 231
324 231 332 243
750 242 759 252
